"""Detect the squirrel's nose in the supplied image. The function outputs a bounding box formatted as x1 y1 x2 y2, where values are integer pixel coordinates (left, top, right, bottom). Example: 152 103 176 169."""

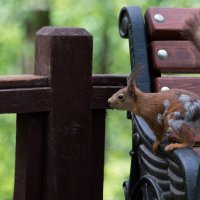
108 98 112 104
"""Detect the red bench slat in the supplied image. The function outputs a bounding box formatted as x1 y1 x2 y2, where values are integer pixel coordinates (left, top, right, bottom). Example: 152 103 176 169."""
151 41 200 73
154 77 200 96
145 7 200 40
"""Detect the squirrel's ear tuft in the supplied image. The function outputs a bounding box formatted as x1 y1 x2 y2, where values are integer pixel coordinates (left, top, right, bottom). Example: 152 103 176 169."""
127 82 135 96
127 70 136 86
127 65 143 85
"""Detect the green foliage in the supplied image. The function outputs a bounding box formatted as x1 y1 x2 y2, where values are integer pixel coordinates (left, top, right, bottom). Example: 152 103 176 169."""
0 0 25 75
0 24 23 75
104 110 131 200
0 115 16 200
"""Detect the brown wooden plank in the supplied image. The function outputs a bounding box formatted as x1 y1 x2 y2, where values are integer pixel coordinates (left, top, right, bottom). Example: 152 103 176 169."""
0 75 48 89
92 86 124 109
35 27 94 200
151 41 200 73
145 7 200 40
0 87 50 113
154 77 200 95
14 113 47 200
92 74 127 86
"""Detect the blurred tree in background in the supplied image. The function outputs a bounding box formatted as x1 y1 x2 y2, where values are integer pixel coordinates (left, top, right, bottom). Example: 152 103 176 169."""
0 0 200 199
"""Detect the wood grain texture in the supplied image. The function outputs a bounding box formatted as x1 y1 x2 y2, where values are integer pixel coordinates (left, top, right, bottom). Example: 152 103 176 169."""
145 7 200 40
151 41 200 73
0 75 48 89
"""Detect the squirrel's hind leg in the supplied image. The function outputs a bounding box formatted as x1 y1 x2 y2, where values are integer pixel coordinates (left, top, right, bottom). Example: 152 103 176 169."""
165 142 192 151
165 124 195 151
152 132 165 153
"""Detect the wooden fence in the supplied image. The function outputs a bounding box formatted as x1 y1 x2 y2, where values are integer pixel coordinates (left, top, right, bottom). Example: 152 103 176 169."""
0 27 127 200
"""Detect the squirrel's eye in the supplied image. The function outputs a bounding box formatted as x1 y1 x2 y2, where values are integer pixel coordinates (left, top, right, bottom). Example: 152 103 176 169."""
118 94 124 100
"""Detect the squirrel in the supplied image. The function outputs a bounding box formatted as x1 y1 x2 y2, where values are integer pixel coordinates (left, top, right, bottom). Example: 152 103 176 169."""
108 14 200 153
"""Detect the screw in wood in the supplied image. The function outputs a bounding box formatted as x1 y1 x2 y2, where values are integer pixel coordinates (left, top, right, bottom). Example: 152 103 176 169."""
161 86 170 91
158 49 168 60
154 14 165 23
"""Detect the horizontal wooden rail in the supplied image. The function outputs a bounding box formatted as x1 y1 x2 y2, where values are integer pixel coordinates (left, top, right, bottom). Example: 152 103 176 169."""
92 74 127 86
0 87 51 113
0 74 126 113
0 75 48 89
0 75 50 114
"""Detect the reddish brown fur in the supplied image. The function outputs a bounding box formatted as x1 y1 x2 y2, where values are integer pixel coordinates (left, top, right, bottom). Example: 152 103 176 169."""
108 81 200 153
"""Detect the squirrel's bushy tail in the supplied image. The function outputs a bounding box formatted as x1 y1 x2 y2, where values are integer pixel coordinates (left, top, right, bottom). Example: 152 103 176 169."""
183 13 200 51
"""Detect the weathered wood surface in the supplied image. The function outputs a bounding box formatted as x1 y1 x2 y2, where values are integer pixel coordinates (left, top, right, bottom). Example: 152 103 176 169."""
145 7 200 40
151 41 200 73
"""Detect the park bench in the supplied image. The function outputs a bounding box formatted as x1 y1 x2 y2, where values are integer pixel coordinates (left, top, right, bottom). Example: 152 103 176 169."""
119 6 200 200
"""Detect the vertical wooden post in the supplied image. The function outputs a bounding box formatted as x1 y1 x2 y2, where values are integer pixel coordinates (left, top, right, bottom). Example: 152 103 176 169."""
35 27 93 200
14 113 47 200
